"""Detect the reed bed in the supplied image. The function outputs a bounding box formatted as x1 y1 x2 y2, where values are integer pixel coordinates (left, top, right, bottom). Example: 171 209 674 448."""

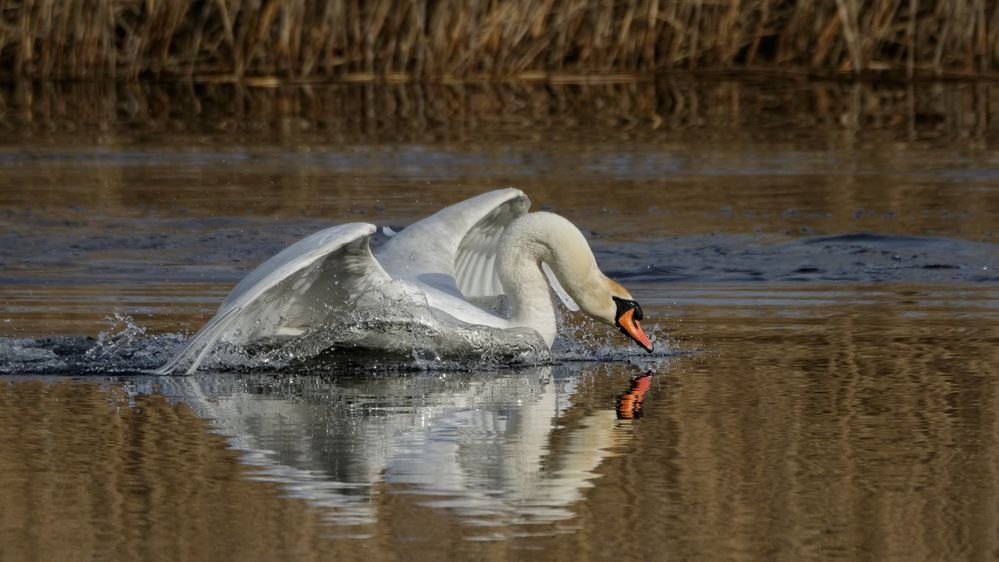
1 0 998 81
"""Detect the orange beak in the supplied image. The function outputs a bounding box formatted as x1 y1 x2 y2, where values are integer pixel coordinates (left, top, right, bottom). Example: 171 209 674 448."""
618 308 654 353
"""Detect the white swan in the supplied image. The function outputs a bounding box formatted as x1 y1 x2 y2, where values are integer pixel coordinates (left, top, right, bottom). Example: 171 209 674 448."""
156 188 652 374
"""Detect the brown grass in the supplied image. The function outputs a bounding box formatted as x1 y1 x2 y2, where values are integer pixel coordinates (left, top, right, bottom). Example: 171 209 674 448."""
1 0 998 81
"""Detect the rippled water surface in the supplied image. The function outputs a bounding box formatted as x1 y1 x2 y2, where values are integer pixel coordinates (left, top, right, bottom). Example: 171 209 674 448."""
1 79 998 560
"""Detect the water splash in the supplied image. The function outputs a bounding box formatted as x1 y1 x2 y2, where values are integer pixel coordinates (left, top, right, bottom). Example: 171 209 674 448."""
85 312 148 361
551 312 674 369
1 296 673 375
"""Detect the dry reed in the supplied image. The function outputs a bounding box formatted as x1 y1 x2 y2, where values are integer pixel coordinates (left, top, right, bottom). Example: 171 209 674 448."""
1 0 998 81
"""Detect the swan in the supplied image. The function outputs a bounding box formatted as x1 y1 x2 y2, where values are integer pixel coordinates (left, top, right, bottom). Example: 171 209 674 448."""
155 188 652 374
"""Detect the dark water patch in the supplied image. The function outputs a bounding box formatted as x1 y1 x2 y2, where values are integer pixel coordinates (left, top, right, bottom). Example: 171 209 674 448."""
922 263 960 270
1 218 994 303
597 232 997 285
0 214 335 286
0 334 182 375
803 233 929 246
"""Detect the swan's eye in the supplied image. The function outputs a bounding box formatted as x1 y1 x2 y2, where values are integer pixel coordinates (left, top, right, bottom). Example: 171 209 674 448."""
612 296 642 325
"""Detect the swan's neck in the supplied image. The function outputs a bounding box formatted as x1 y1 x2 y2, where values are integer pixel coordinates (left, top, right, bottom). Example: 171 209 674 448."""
496 212 605 347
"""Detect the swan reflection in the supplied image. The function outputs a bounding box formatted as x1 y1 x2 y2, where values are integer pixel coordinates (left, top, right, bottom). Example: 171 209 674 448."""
133 364 655 528
616 373 653 420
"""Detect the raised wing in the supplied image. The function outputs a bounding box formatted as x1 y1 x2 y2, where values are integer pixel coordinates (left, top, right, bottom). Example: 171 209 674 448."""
155 223 389 375
375 189 530 300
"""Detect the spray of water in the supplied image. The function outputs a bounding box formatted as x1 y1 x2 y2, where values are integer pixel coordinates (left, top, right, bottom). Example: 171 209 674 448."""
0 312 183 374
1 291 675 375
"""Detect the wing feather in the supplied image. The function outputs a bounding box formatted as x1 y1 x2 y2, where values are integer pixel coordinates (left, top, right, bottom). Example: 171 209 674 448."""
156 223 387 374
463 250 487 297
375 188 530 300
455 201 527 297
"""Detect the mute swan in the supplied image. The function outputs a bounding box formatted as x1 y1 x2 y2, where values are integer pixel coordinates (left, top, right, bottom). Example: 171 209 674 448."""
155 188 652 374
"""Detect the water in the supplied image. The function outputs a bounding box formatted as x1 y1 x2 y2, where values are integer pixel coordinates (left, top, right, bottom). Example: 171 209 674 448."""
1 79 998 560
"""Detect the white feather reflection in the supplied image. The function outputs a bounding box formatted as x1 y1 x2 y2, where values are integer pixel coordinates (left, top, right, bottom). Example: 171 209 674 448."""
139 365 650 529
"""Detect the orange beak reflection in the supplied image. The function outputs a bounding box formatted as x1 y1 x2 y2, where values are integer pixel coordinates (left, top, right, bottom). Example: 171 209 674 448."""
617 308 654 353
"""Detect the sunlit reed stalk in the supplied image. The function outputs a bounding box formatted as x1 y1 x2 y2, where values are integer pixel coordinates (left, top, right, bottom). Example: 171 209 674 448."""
0 0 996 80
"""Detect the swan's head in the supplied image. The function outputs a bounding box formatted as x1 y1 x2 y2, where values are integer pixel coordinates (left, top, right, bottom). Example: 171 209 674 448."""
586 279 653 353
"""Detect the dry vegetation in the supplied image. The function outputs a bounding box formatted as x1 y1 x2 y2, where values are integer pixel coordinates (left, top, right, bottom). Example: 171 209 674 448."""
1 0 997 80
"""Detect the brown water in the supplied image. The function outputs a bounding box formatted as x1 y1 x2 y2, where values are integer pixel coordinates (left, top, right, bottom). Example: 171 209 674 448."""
1 79 998 561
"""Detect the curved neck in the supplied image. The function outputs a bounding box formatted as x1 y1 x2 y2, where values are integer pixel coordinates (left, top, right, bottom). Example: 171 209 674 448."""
496 212 605 347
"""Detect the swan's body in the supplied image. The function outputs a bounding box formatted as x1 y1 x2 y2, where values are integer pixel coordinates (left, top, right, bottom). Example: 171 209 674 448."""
156 189 651 374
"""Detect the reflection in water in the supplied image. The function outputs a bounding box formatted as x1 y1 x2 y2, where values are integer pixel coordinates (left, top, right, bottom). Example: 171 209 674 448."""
0 363 655 557
0 378 374 561
144 364 641 528
2 289 999 559
616 373 653 420
3 79 999 145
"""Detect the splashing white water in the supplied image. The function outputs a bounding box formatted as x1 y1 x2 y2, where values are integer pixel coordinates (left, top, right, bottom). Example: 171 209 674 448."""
85 312 148 361
1 293 673 375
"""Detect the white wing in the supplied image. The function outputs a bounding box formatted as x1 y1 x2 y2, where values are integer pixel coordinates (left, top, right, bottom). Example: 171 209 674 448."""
156 223 389 375
375 188 530 300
